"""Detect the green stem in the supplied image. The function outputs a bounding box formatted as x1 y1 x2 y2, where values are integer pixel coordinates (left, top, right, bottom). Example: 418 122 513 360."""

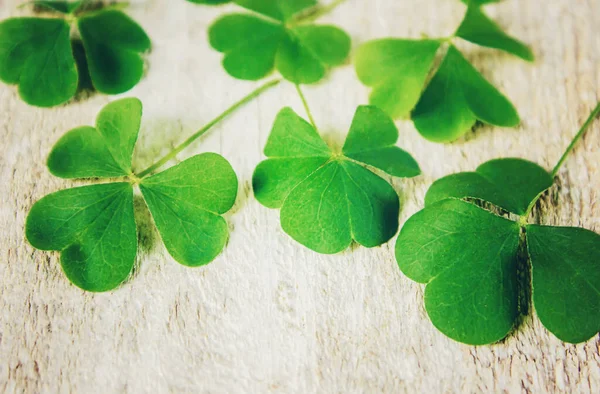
292 0 348 25
295 84 317 129
519 101 600 223
137 79 281 178
551 101 600 177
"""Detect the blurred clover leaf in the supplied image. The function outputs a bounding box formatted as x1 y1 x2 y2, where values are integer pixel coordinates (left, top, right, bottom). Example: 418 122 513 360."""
355 0 533 142
26 98 238 291
395 103 600 344
204 0 351 84
253 105 420 254
0 1 150 107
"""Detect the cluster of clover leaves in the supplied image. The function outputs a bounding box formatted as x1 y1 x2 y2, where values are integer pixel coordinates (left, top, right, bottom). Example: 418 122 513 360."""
0 1 150 107
7 0 600 345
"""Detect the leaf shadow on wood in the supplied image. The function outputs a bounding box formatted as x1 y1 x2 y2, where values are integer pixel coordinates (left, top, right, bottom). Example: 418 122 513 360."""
71 39 97 103
133 194 160 256
132 119 193 174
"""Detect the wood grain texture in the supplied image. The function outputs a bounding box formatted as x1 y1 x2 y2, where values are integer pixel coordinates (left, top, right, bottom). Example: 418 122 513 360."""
1 0 599 392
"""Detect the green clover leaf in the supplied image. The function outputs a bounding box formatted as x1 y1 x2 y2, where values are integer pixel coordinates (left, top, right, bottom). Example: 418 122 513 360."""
412 45 520 142
140 153 238 267
455 5 534 61
26 98 238 291
354 2 533 142
354 39 441 119
253 105 420 254
425 158 553 214
396 157 600 344
0 3 150 107
78 10 151 94
26 182 138 292
208 1 350 84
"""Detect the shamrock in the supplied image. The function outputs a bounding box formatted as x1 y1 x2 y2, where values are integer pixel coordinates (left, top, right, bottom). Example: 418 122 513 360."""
26 98 238 291
354 0 533 142
253 105 420 253
206 0 351 84
0 1 150 107
396 152 600 344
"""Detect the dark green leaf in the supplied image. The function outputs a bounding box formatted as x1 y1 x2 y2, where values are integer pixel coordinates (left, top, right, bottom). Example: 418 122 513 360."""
48 98 142 178
140 153 238 267
425 158 553 215
396 198 521 345
78 10 151 94
412 45 520 142
526 225 600 343
456 6 534 61
26 183 137 292
354 39 441 118
0 18 77 107
343 106 420 177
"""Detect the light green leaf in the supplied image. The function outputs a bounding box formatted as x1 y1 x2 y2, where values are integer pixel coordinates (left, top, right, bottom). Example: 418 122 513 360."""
140 153 238 267
425 158 553 215
412 45 520 142
343 106 420 177
254 107 414 253
354 39 441 118
48 98 142 178
281 160 399 253
456 6 534 61
396 198 521 345
526 225 600 343
0 18 77 107
263 107 331 156
78 10 151 94
25 183 137 292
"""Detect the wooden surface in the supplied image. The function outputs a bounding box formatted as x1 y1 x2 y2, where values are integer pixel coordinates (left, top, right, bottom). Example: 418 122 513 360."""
1 0 599 392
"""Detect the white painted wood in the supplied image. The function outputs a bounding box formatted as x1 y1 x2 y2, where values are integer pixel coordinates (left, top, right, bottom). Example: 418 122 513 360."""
1 0 599 392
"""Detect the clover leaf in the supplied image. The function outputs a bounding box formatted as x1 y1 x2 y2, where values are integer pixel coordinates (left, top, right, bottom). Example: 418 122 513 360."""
455 5 534 61
207 1 350 84
26 98 238 291
253 105 419 254
396 152 600 344
0 2 150 107
425 158 553 215
354 1 532 142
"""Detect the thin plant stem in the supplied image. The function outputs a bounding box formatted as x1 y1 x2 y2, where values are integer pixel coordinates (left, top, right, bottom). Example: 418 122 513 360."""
295 84 317 129
519 101 600 222
551 101 600 177
137 78 281 178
